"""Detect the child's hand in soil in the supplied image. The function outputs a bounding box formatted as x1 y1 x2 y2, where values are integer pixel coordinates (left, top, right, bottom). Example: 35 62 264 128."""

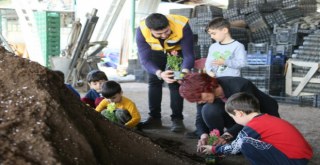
201 145 215 155
212 137 228 146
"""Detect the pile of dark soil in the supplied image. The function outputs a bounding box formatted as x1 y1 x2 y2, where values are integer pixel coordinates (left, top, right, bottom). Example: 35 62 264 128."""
0 47 203 165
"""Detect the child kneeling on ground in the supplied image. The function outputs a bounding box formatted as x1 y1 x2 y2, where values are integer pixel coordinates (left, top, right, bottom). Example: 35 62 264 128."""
95 81 141 129
81 70 108 108
201 92 313 165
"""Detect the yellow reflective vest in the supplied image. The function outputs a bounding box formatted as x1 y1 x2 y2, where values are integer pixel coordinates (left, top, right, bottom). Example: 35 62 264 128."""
139 14 189 52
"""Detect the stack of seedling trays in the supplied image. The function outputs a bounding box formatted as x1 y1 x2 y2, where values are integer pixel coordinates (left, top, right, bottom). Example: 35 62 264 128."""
273 7 302 25
223 8 240 19
282 0 317 16
127 59 139 75
194 6 223 17
230 27 250 50
290 31 320 94
248 0 267 6
194 45 210 60
228 15 246 23
264 13 278 29
266 0 283 9
34 11 60 69
228 0 248 9
246 12 272 43
190 5 222 60
240 5 274 15
291 32 320 63
134 68 147 83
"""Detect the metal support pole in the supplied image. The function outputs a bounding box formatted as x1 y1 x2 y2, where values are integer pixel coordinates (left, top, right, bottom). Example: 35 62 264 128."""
130 0 136 58
131 0 135 45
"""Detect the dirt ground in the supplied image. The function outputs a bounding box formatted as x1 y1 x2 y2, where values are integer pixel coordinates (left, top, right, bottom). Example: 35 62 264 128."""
79 82 320 165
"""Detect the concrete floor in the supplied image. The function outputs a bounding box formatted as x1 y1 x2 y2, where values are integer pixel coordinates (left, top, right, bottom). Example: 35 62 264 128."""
78 82 320 165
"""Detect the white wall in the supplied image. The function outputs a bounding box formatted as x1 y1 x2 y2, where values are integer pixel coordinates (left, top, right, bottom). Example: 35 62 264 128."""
157 2 194 15
75 0 132 49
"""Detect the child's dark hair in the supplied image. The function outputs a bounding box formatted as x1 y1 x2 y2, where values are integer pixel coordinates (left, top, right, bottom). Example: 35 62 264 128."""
101 81 122 98
225 93 260 115
53 70 65 82
205 17 231 33
145 13 169 30
87 70 108 83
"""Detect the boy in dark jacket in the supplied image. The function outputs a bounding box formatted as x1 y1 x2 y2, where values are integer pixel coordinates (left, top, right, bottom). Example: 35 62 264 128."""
81 70 108 108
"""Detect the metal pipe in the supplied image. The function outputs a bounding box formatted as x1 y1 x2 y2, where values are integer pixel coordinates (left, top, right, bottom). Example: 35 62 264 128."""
131 0 136 45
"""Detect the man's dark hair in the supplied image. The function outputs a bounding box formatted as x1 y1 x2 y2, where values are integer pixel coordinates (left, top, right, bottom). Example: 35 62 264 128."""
205 17 231 33
145 13 169 30
101 81 122 98
225 93 260 115
87 70 108 83
53 70 65 82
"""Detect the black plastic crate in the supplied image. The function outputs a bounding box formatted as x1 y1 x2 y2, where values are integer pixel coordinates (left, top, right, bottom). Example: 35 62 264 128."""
244 76 284 89
248 42 269 54
223 8 240 19
241 65 284 77
275 31 298 45
134 69 148 83
194 45 210 60
134 69 145 76
247 53 286 65
128 59 137 64
268 92 316 107
270 44 293 57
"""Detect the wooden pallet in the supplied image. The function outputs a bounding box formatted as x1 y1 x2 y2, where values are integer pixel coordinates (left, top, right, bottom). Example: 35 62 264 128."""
286 61 320 96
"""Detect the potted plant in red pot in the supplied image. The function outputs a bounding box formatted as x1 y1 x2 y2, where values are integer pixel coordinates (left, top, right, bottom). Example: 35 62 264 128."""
166 50 185 80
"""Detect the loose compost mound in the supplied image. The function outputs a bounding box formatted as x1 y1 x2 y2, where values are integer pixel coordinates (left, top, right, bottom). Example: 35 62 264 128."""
0 47 203 165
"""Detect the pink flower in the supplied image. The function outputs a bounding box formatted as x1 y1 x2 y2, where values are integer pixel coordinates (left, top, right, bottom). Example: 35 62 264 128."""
170 50 178 56
209 129 220 137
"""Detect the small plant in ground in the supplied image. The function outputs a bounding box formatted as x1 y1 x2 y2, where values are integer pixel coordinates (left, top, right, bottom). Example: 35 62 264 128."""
208 129 220 145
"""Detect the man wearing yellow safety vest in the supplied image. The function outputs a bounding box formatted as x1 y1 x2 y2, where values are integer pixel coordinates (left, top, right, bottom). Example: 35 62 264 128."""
136 13 195 132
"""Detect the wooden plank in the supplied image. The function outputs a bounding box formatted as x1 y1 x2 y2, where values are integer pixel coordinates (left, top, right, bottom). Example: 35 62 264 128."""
286 62 293 95
288 61 319 67
299 92 317 96
292 77 320 83
293 63 319 96
119 19 130 65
